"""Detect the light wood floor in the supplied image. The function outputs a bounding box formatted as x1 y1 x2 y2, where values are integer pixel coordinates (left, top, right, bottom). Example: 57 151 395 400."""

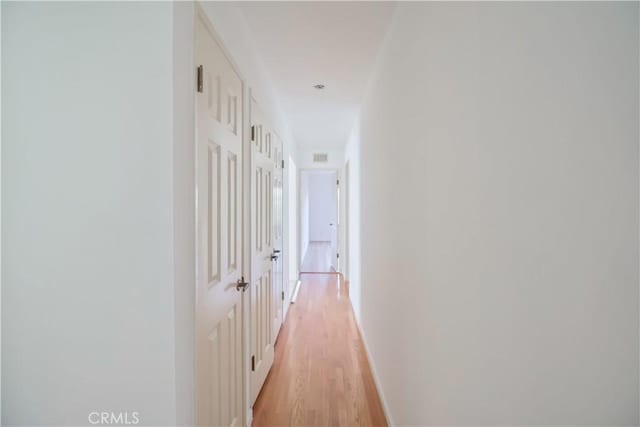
252 274 387 427
300 241 334 273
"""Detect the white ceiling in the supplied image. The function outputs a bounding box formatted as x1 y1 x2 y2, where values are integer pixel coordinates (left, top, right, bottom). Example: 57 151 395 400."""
240 2 396 151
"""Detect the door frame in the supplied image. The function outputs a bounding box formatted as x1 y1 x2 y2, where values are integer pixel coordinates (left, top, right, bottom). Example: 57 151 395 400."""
193 4 253 426
297 167 342 275
271 133 285 336
344 161 350 282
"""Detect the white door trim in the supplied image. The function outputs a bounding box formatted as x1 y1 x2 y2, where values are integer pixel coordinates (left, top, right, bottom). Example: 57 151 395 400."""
344 161 350 282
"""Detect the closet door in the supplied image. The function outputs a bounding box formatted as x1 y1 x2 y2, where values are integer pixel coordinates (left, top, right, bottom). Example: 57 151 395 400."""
195 9 244 427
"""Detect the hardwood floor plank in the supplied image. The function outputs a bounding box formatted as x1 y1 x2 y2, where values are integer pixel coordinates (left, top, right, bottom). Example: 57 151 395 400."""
252 274 387 427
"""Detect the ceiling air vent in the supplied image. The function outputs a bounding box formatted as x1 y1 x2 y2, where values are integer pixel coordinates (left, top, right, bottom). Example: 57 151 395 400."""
313 153 329 163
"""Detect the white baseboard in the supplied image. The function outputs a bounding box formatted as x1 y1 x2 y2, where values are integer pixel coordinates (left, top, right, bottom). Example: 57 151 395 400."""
355 318 395 426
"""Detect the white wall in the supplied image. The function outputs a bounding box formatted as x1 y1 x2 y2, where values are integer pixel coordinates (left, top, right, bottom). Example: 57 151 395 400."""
171 2 196 425
296 147 344 170
2 3 177 425
307 171 336 242
0 3 4 420
350 3 639 425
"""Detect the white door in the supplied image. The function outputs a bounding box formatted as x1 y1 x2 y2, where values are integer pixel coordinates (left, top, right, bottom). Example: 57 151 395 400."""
330 176 339 272
195 10 244 427
272 134 284 335
249 97 276 405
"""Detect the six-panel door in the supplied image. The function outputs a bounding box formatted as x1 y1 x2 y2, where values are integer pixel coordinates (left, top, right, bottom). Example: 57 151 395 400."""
249 97 283 405
195 10 244 427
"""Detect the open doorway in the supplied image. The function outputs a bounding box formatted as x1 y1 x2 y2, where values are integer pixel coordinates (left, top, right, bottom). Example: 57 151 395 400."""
299 169 339 273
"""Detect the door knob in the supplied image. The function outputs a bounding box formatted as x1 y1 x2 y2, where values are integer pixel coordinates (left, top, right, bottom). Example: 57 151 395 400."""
271 253 279 261
273 250 281 254
236 277 249 292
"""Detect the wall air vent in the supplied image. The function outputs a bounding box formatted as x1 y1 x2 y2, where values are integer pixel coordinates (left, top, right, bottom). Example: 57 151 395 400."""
313 153 329 163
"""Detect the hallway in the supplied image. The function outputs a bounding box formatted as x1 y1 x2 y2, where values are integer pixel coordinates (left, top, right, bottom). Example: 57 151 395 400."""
3 2 639 426
252 274 386 427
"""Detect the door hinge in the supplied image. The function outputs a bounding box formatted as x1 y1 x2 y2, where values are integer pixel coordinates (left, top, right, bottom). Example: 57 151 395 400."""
337 253 340 259
196 65 203 93
251 355 255 371
281 291 284 301
281 159 285 169
337 179 340 186
251 125 256 142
